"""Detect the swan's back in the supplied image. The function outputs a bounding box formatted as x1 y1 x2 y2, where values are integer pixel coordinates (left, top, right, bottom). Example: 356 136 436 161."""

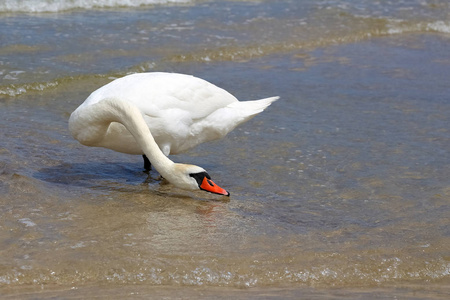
83 73 238 120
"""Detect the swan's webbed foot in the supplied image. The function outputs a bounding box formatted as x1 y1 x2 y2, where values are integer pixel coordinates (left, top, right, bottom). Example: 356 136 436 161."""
143 154 151 172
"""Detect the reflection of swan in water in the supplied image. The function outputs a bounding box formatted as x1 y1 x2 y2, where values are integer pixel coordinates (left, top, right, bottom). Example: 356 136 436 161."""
69 72 278 196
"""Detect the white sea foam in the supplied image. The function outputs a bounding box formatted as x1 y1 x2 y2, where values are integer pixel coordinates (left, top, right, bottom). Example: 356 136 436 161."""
387 20 450 35
425 21 450 34
0 0 194 13
18 218 36 227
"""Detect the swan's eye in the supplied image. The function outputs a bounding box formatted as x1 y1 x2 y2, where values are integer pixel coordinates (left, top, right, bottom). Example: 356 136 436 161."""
189 171 210 186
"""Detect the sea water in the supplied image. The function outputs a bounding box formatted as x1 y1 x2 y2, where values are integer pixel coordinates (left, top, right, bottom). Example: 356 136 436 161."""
1 0 449 298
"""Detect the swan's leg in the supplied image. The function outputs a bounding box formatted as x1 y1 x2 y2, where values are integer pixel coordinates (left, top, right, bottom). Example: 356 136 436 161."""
143 154 151 171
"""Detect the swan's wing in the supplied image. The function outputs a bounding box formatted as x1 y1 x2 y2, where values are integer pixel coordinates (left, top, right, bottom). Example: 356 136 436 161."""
134 73 239 120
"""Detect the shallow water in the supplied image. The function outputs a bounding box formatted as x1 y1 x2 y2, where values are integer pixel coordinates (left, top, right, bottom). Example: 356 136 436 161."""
1 0 450 298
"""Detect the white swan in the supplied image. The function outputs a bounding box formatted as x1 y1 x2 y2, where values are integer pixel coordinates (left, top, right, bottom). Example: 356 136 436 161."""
69 72 278 196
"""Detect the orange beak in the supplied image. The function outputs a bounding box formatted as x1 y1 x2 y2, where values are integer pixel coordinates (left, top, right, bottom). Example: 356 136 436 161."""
200 177 230 196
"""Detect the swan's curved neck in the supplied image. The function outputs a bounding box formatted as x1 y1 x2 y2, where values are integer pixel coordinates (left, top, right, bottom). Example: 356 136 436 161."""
69 97 174 176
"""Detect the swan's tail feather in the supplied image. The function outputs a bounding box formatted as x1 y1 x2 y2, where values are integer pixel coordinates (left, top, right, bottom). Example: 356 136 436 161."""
212 96 279 132
192 96 279 141
226 96 279 116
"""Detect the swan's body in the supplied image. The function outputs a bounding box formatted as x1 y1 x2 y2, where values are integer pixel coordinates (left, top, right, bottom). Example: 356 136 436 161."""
69 72 278 195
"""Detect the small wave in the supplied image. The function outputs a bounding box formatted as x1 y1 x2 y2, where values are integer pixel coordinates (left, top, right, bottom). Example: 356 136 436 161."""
0 81 60 97
0 74 109 97
0 71 145 98
0 0 194 13
167 18 450 64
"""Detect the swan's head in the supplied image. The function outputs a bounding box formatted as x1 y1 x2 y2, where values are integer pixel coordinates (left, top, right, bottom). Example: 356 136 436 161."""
169 164 230 196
